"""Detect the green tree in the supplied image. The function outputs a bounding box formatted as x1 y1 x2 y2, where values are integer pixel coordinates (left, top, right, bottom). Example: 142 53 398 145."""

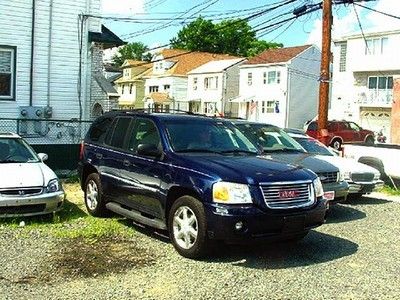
247 40 283 57
170 17 283 57
170 17 218 53
112 42 150 66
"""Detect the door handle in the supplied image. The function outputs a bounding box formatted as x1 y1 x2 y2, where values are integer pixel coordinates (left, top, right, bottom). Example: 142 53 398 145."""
95 153 103 159
123 159 131 167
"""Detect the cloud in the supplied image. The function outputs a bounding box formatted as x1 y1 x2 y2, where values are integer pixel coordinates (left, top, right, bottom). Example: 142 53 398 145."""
306 0 400 46
101 0 145 15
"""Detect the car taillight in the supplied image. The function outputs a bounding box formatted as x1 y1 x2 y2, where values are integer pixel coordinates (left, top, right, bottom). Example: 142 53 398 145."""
79 141 85 160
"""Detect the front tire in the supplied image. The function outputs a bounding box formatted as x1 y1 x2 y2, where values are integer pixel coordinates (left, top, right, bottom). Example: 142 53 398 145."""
84 173 109 217
168 196 210 259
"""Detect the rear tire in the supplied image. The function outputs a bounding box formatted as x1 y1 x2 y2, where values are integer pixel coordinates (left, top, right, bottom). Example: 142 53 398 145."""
84 173 109 217
168 196 210 259
330 138 342 150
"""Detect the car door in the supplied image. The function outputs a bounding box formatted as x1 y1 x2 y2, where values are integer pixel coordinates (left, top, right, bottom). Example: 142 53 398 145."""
121 117 165 219
348 122 362 142
100 117 133 201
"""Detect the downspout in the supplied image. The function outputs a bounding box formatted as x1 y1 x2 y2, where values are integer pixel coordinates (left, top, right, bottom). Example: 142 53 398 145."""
285 64 290 128
221 71 226 116
47 0 54 107
29 0 36 106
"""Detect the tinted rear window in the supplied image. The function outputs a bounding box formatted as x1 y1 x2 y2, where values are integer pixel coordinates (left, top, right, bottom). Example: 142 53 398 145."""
108 117 132 149
88 116 114 143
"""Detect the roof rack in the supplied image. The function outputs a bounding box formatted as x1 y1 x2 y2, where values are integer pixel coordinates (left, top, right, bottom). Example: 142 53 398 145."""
112 108 209 117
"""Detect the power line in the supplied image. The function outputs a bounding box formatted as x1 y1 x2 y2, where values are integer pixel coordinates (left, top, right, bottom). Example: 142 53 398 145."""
354 2 400 20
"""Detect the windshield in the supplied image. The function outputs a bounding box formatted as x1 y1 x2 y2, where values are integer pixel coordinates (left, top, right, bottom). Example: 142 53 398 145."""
235 123 305 153
164 120 258 154
293 137 335 156
0 138 39 163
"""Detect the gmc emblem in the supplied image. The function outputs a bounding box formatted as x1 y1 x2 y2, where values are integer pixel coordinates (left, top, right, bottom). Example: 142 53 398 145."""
279 190 298 199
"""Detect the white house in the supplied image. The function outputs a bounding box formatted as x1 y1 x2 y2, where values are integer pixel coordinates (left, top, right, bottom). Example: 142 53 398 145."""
187 58 246 116
330 29 400 141
236 45 321 129
142 49 237 112
0 0 124 142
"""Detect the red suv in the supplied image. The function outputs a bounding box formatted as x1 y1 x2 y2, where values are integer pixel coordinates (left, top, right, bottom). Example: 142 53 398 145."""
305 120 375 150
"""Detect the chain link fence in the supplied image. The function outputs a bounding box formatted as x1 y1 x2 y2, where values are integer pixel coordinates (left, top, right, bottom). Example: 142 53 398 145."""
0 118 93 175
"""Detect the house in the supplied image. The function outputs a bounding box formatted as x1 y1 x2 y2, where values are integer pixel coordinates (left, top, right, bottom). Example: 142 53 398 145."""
330 29 400 142
142 49 237 112
115 60 152 109
187 58 246 116
0 0 124 170
235 45 321 129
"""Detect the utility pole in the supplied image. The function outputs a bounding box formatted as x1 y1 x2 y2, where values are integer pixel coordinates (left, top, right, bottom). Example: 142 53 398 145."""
317 0 332 146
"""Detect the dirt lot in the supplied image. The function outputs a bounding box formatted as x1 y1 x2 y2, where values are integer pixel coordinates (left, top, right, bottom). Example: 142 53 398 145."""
0 183 399 300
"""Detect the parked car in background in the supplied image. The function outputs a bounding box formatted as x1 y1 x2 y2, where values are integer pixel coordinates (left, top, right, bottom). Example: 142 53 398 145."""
0 133 64 217
79 111 328 259
286 130 384 197
230 120 349 204
305 120 375 150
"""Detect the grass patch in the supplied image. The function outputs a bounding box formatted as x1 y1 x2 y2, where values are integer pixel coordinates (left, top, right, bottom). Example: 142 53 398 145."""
378 185 400 196
0 183 136 239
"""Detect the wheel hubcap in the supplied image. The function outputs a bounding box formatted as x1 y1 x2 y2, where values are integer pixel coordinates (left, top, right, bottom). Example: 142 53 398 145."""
86 180 98 211
172 206 198 250
334 141 341 150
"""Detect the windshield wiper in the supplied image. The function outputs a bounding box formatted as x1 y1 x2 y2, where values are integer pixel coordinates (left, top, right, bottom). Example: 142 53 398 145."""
221 149 258 155
0 159 22 163
262 148 306 153
175 149 223 154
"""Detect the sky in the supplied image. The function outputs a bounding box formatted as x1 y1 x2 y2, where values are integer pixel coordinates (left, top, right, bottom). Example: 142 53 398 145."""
99 0 400 60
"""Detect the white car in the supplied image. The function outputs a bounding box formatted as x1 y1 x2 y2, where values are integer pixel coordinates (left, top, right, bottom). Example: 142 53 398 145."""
0 133 64 217
287 131 384 196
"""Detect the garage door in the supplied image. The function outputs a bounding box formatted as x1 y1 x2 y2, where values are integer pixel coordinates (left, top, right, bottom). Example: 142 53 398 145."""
360 110 391 141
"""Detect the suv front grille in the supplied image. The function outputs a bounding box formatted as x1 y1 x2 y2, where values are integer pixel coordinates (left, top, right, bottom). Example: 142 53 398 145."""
260 181 315 209
317 172 338 184
351 173 375 183
0 187 43 197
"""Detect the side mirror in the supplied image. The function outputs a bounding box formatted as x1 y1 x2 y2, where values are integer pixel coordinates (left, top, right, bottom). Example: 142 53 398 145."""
38 153 48 161
137 144 162 158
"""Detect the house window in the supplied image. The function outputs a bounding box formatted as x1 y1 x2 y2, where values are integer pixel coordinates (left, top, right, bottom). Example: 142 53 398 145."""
268 71 281 84
121 84 125 94
149 86 159 93
0 46 16 100
266 101 275 113
129 84 133 94
339 42 347 72
163 84 170 91
204 76 218 90
193 77 198 90
261 101 265 113
204 102 216 114
263 72 267 84
123 69 130 78
247 72 252 86
368 76 393 90
365 37 388 55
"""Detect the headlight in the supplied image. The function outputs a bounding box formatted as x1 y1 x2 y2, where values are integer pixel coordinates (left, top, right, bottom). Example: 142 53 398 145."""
47 178 60 193
339 171 346 182
373 172 381 181
343 171 351 181
212 182 252 204
313 177 324 198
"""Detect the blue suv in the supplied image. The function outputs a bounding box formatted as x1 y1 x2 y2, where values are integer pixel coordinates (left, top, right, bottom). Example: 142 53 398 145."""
79 111 328 258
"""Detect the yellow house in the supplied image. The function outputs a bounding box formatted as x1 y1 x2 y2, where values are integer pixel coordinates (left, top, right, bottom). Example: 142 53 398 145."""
115 60 152 109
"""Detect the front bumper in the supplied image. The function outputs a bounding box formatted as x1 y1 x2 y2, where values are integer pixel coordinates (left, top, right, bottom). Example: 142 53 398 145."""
322 181 349 204
204 198 328 243
348 180 384 194
0 191 65 217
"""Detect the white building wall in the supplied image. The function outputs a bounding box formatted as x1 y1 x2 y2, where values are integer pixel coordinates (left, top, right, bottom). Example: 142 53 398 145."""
0 0 100 120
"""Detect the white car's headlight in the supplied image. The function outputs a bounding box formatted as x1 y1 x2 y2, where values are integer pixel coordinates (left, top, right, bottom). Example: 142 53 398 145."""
47 178 60 193
343 171 351 181
313 177 324 198
212 182 252 204
373 172 381 181
339 171 346 182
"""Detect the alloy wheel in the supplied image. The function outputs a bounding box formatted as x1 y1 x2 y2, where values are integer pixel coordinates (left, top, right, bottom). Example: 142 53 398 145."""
172 206 198 250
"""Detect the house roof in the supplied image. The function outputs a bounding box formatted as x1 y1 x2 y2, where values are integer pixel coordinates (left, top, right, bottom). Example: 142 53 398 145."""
145 92 172 103
107 73 122 84
148 49 239 76
121 60 152 69
115 66 153 84
88 25 126 49
188 58 246 74
94 74 119 96
244 45 312 65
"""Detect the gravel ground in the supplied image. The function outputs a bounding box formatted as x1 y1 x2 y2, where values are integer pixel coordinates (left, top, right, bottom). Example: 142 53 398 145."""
0 185 399 300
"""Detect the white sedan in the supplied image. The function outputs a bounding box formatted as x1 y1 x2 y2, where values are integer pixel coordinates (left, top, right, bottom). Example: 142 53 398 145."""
287 132 384 196
0 133 64 217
